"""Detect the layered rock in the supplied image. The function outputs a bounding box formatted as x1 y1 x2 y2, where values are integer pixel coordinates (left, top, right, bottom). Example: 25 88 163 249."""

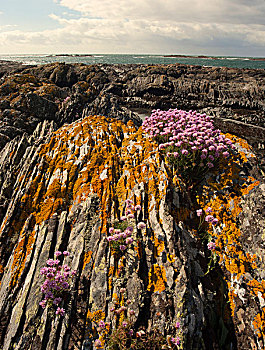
1 62 265 156
0 114 264 350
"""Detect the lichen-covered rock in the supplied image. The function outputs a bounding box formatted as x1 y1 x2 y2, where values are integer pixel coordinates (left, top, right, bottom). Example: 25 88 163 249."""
0 113 264 350
1 62 265 159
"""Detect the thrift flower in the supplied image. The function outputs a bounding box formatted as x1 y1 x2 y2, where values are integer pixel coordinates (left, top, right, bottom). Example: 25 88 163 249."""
205 215 215 223
98 320 105 328
175 321 180 329
196 209 203 217
56 307 65 316
207 241 216 250
137 222 146 230
39 300 46 309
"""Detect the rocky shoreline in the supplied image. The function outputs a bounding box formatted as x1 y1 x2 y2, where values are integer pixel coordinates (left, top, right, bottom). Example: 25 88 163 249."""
1 60 264 169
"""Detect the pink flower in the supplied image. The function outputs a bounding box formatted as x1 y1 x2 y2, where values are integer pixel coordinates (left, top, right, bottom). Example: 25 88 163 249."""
109 227 115 234
135 204 142 211
175 321 180 329
63 251 70 256
56 307 65 316
46 259 55 266
55 251 62 257
212 218 218 225
137 222 146 230
207 241 216 250
127 213 135 219
181 149 188 155
39 300 46 309
98 320 105 328
196 209 203 217
53 297 62 305
205 215 214 223
120 216 127 221
171 337 180 346
122 321 128 327
119 245 126 251
40 267 48 275
94 339 102 348
126 237 133 244
205 207 212 213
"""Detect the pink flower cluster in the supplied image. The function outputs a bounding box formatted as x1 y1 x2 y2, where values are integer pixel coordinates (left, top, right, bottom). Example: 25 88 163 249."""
39 251 76 317
107 200 145 252
142 109 233 177
196 207 217 251
207 241 216 250
171 336 180 346
196 207 218 226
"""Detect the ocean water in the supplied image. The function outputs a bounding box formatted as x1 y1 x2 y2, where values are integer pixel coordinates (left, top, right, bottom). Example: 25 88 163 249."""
0 54 265 70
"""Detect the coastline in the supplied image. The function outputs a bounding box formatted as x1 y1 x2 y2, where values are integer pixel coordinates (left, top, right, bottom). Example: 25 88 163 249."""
1 53 265 69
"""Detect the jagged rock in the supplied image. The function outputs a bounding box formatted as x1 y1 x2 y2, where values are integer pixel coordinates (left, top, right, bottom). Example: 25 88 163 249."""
0 61 265 349
0 114 263 350
1 62 265 155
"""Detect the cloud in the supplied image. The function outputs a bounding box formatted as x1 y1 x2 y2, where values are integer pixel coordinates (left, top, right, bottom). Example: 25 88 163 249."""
56 0 265 24
1 15 265 55
1 0 265 55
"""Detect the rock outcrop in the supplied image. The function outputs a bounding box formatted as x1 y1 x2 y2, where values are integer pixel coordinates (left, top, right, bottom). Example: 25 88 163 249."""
0 112 264 349
0 62 264 349
0 62 264 153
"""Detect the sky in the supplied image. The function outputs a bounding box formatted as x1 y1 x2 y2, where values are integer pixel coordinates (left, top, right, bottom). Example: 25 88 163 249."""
0 0 265 56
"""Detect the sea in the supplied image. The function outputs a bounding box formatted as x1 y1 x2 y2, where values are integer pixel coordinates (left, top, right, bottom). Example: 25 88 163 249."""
0 54 265 70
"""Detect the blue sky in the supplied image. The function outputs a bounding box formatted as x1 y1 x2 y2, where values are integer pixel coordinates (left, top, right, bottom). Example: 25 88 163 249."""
0 0 265 56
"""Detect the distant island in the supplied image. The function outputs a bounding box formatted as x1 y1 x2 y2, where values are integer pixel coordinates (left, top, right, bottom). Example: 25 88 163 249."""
163 54 265 61
47 54 93 57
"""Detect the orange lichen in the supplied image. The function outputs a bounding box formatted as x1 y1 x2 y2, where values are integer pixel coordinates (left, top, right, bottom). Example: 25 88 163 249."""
82 251 93 269
147 264 167 293
10 229 35 287
154 234 165 257
196 134 262 339
252 308 265 340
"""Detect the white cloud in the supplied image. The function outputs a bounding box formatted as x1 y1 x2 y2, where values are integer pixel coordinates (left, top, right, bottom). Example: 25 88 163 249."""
1 0 265 55
57 0 265 24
